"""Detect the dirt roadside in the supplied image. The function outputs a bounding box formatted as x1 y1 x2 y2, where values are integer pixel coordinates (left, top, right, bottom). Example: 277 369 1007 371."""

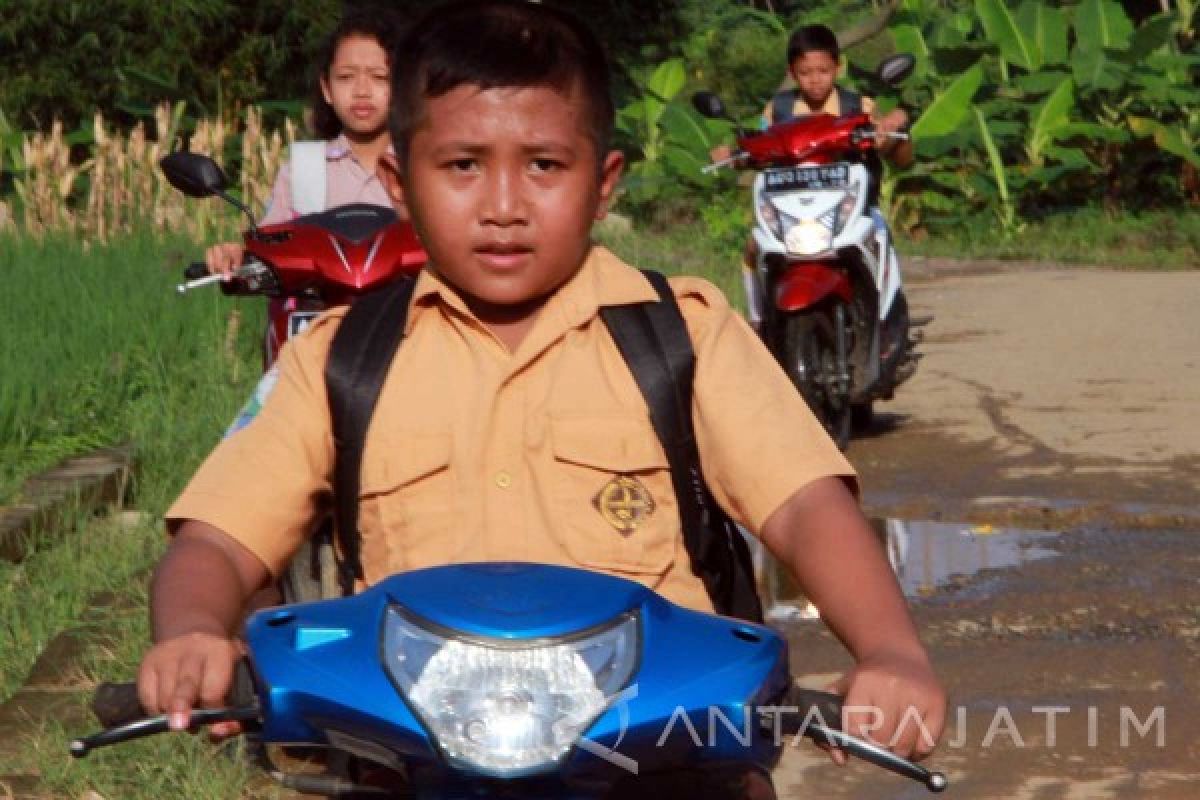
773 263 1200 798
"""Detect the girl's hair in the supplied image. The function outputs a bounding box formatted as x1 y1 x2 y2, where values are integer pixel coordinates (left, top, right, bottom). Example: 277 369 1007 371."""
311 8 404 139
786 24 840 66
390 0 614 167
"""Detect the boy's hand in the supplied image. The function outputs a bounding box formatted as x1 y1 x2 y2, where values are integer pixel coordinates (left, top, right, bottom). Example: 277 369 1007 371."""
709 144 733 163
826 649 945 764
137 632 245 737
204 242 245 278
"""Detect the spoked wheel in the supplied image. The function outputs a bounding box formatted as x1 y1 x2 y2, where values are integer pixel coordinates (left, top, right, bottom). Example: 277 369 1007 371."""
278 518 342 603
781 306 852 449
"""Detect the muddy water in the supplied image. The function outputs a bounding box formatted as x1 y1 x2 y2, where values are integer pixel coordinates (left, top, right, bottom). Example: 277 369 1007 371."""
767 524 1200 799
757 517 1061 622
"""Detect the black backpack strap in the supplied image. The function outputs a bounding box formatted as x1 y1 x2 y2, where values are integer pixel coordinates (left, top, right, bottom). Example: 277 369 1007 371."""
600 271 764 622
836 86 862 116
325 276 417 595
770 89 798 125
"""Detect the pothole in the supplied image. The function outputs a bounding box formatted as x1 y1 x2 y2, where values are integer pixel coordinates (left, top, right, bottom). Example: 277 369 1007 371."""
756 517 1061 623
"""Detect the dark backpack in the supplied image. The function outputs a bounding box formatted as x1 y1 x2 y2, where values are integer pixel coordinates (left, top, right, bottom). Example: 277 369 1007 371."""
324 270 764 622
770 85 862 124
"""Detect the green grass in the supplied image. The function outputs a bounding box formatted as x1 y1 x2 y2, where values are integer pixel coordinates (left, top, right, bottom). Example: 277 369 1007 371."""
0 229 267 797
0 230 264 504
898 207 1200 270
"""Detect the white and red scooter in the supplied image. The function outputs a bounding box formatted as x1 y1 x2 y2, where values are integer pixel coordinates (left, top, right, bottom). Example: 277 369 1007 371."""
694 55 928 448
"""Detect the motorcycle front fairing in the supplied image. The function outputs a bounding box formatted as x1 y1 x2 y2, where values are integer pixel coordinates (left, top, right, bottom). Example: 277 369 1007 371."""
242 202 426 305
244 562 790 795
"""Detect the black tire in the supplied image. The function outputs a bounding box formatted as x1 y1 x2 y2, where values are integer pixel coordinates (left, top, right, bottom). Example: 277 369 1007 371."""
781 308 851 449
851 401 875 431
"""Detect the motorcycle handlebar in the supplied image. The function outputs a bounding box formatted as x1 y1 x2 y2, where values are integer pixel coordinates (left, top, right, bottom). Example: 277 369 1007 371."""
183 261 209 282
779 687 948 793
72 661 259 758
176 259 272 295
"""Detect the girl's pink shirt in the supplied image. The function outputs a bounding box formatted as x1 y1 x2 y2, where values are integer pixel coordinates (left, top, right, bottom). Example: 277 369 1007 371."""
262 134 396 224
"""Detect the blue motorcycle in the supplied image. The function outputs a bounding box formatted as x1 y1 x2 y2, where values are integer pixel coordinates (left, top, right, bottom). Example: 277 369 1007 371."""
72 562 946 797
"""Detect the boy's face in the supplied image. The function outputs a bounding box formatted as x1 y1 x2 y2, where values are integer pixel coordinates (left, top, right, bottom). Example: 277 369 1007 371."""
789 51 839 110
402 82 623 321
321 34 392 140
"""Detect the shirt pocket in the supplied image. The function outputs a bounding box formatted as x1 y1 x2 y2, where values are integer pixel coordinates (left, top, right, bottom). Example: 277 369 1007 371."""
359 431 459 575
549 417 678 577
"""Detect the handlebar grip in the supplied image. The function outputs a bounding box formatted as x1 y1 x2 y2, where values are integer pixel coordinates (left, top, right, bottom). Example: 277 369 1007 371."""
787 687 844 731
183 261 209 281
92 682 144 728
91 662 256 728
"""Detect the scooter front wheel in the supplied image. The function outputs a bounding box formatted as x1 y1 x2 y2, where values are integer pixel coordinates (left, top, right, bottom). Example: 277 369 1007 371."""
781 307 852 449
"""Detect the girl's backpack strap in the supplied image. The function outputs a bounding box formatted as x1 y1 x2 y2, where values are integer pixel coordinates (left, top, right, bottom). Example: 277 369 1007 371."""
290 140 328 215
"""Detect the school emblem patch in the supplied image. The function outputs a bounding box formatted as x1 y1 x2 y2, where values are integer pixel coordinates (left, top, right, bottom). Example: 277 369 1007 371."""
592 475 656 535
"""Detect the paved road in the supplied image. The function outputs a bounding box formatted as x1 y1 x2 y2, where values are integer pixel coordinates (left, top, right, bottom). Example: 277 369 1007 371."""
772 264 1200 798
851 264 1200 522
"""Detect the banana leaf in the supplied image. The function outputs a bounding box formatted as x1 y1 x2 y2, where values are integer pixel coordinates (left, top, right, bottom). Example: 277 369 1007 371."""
1121 14 1178 62
976 0 1039 71
1027 79 1074 164
1127 117 1200 169
1071 46 1130 91
1017 1 1068 66
1015 70 1073 95
973 106 1013 225
911 63 984 140
1073 0 1134 52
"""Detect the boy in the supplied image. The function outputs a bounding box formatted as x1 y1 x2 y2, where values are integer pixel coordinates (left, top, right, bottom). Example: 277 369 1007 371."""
721 24 913 330
137 0 944 767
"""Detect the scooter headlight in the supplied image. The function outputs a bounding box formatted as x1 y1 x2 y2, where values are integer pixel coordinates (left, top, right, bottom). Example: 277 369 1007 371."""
832 183 862 236
759 198 798 243
383 608 639 775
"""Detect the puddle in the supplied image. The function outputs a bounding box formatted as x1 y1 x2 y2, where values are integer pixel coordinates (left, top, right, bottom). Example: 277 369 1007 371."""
754 517 1061 623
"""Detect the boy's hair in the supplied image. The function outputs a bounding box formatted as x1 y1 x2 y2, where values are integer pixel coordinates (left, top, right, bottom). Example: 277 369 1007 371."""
390 0 614 169
311 8 404 140
786 24 840 66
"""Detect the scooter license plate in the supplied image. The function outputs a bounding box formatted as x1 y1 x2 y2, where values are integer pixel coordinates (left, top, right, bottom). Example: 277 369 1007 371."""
287 311 321 339
764 164 848 191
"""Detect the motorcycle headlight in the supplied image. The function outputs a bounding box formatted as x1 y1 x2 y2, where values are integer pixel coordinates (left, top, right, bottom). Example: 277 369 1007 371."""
760 198 798 242
383 608 639 775
832 183 862 236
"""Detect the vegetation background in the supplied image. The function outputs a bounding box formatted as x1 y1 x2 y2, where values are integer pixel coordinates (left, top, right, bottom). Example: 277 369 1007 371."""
0 1 1196 795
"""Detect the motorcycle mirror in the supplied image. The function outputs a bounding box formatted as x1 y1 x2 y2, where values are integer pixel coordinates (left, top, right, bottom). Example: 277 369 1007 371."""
877 54 916 86
691 91 728 120
159 151 258 233
159 152 229 198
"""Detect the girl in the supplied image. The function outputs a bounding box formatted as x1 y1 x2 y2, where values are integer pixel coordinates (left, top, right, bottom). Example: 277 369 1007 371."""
212 9 405 435
205 8 404 275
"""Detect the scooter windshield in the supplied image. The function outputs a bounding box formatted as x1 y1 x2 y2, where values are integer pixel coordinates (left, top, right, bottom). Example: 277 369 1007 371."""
292 203 398 245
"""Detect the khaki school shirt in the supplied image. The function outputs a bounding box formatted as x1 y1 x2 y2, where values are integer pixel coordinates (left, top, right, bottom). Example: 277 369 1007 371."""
167 246 856 613
761 88 876 127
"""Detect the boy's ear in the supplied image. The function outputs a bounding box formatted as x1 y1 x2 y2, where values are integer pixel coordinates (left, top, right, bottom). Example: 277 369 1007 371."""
594 150 625 220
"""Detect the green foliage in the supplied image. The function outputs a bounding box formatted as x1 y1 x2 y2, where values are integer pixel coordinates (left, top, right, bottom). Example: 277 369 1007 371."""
0 0 343 130
615 58 733 222
892 0 1200 229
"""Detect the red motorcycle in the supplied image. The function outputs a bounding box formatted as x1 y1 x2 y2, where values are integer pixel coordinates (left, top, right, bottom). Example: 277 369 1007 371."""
161 151 426 368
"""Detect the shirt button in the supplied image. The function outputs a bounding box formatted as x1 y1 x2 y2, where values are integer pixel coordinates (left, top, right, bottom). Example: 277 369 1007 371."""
495 471 512 489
